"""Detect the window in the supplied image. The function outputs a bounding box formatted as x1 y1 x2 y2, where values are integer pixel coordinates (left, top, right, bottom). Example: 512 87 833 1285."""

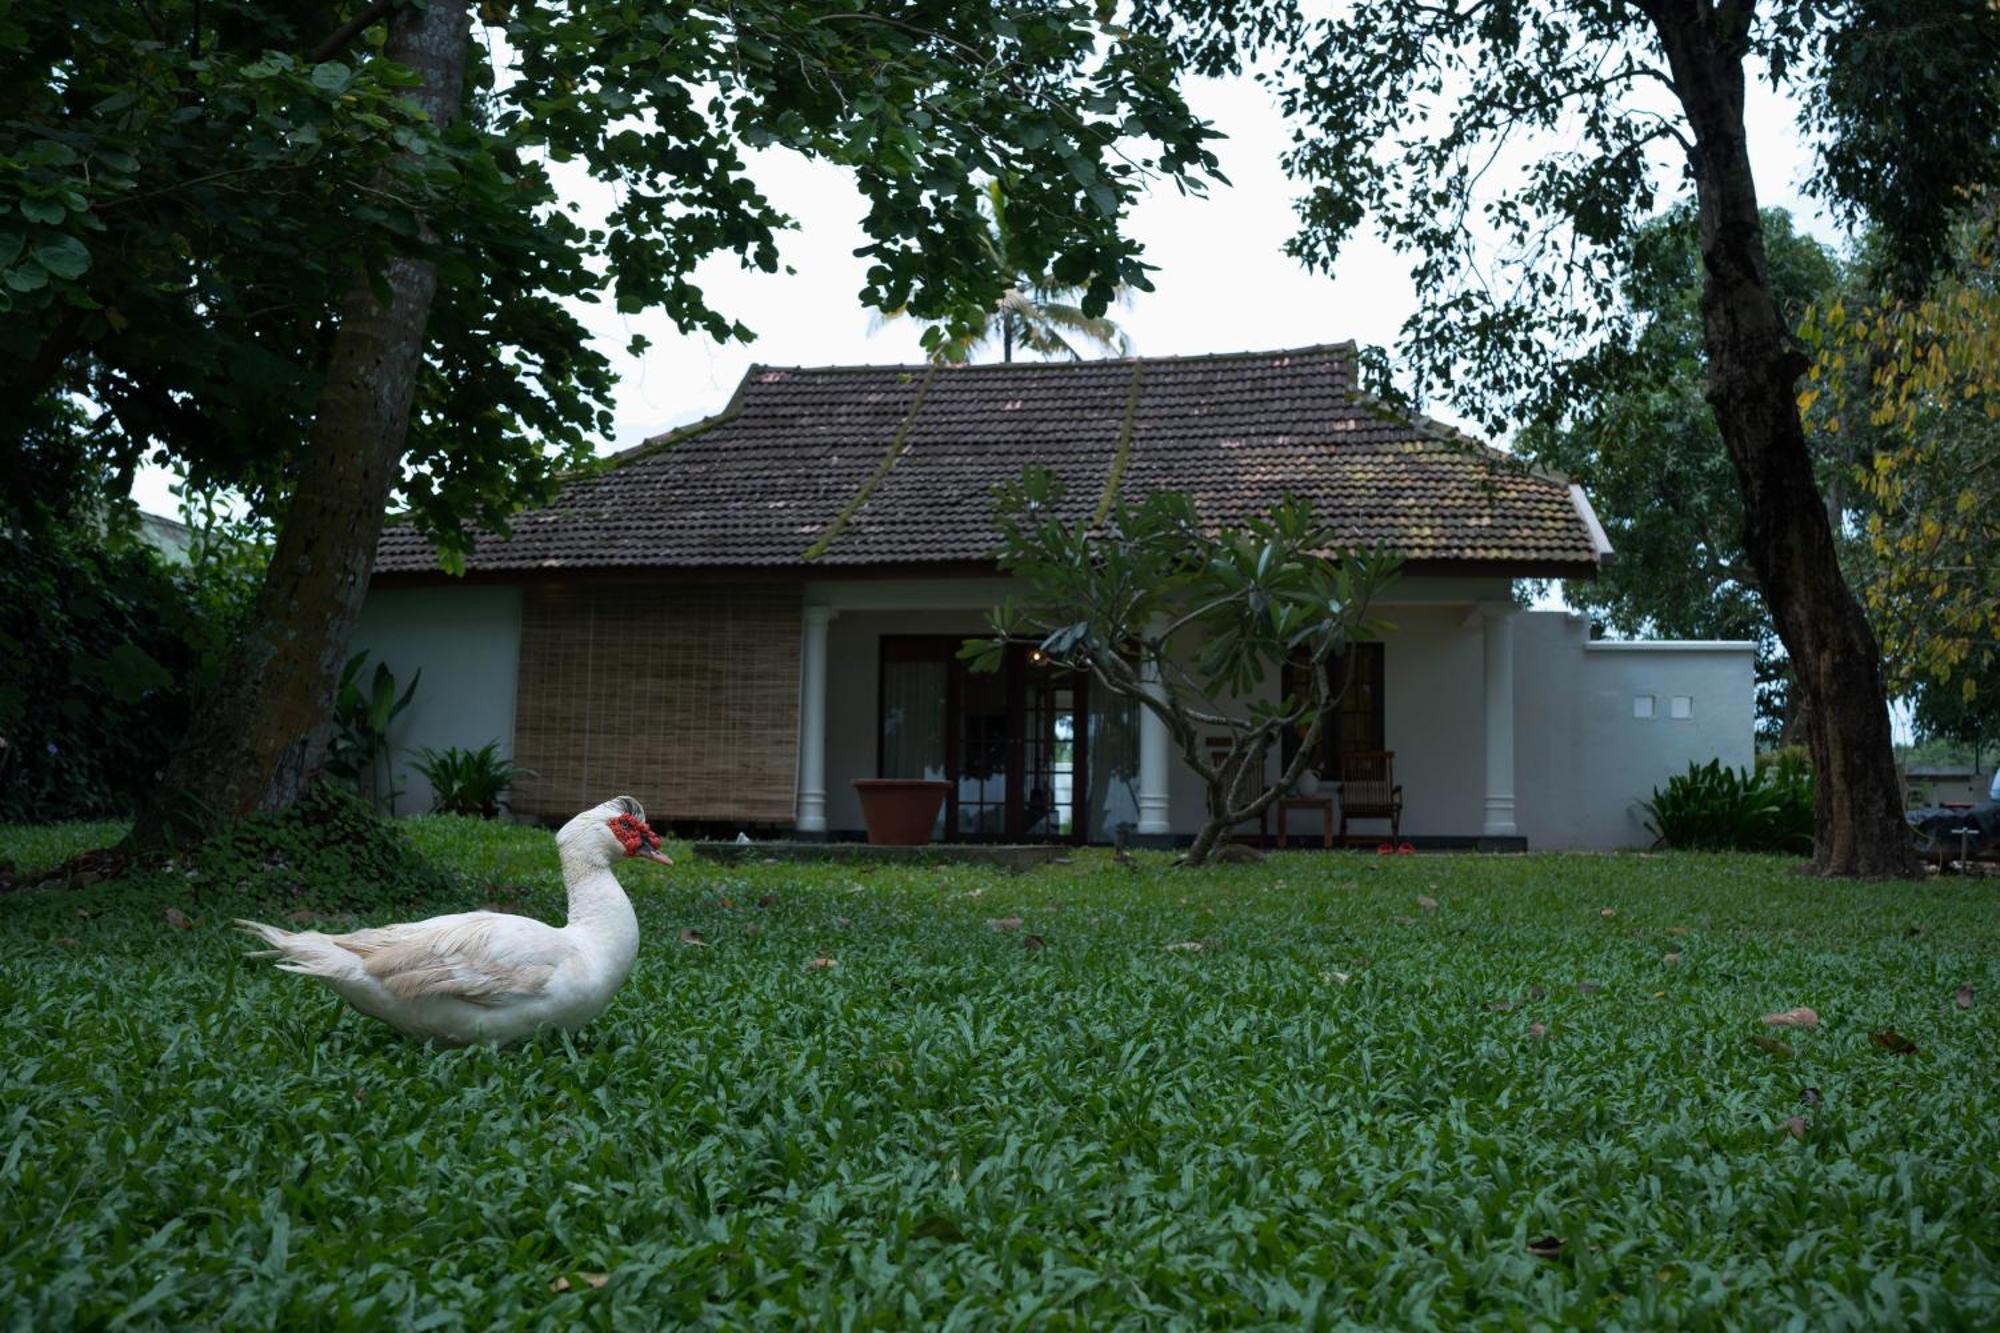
1633 694 1656 719
1670 695 1694 720
1283 642 1386 775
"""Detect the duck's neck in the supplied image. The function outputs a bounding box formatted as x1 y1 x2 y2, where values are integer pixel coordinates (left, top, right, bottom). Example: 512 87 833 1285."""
557 845 639 945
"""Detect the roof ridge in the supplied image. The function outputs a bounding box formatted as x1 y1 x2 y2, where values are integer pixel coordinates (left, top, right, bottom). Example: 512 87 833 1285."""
740 340 1359 377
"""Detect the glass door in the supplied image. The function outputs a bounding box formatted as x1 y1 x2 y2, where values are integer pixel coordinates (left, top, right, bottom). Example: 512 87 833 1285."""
878 638 1087 842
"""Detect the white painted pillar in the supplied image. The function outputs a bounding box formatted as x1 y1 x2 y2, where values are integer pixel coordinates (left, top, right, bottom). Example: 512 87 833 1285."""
1482 605 1518 837
1136 620 1172 835
796 604 835 835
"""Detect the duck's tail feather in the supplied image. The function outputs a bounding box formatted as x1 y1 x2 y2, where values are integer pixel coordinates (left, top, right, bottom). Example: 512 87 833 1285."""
233 919 362 980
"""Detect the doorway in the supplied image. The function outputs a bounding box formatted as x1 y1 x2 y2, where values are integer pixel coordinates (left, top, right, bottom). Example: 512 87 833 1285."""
878 637 1088 842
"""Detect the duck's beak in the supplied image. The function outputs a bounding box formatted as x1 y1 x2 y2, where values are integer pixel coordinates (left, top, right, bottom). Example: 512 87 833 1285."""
639 846 675 866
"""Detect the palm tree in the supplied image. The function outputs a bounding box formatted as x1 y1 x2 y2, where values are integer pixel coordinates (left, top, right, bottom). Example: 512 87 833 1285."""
888 182 1132 364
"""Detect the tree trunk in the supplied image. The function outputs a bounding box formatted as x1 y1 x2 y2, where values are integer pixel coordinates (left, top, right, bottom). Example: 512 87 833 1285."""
127 0 471 849
1651 3 1916 876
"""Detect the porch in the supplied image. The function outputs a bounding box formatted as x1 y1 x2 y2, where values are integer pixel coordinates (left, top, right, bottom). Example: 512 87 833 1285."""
793 577 1524 847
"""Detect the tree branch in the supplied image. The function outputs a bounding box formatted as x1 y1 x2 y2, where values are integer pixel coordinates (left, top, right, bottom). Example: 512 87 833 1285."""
309 0 396 64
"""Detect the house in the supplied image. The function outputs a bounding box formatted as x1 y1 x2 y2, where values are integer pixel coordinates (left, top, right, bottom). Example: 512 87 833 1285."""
357 344 1753 847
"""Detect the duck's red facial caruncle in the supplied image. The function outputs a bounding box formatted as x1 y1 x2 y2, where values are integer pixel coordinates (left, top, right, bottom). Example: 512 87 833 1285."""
608 813 673 865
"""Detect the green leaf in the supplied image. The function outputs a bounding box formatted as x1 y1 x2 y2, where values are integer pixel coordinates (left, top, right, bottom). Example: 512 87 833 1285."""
310 61 353 94
31 236 90 280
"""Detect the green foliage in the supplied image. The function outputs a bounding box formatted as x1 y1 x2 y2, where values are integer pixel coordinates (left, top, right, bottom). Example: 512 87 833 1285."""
324 653 420 816
2 832 1997 1324
0 520 252 821
5 784 456 914
1514 207 1843 739
179 782 456 913
410 742 533 819
1800 218 2000 704
5 1 1220 563
890 181 1133 363
1643 758 1816 856
1132 2 2000 434
975 469 1398 861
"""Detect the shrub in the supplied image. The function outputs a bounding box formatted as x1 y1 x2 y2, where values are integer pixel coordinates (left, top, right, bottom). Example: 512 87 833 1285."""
1 525 210 821
1642 757 1814 855
411 742 533 818
324 652 420 815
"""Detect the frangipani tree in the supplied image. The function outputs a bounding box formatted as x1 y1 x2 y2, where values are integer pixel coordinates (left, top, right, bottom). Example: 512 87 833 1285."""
966 468 1399 865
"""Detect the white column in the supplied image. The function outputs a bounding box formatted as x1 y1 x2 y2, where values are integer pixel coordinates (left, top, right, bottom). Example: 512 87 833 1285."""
1136 621 1172 835
796 604 835 835
1482 605 1517 838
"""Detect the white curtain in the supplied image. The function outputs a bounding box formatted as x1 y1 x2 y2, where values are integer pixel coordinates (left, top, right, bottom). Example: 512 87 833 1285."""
1087 690 1140 841
881 660 947 780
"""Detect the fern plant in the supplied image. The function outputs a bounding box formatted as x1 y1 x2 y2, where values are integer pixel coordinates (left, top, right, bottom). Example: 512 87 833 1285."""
1641 757 1814 855
410 742 533 819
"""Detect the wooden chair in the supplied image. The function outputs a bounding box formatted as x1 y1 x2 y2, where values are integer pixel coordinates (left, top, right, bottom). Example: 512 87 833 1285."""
1336 750 1403 846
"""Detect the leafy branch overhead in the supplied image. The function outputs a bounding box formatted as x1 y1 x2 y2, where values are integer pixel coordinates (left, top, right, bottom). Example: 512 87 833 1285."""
968 468 1398 865
4 1 1223 556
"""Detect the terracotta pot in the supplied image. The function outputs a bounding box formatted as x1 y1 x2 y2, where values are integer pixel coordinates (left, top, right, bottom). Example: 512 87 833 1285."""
851 779 950 845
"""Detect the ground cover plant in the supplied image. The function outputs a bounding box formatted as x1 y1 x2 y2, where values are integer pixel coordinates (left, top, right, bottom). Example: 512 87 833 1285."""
2 819 1996 1327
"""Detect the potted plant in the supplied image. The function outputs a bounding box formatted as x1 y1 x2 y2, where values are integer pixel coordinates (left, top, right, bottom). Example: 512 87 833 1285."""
851 778 950 845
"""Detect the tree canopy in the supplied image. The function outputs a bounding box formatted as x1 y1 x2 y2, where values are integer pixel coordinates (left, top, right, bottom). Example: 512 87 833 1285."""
4 0 1219 556
1515 205 1840 738
1127 0 2000 875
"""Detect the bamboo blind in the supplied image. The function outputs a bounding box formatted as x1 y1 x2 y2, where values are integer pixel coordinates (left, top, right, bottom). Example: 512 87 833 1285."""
512 581 803 823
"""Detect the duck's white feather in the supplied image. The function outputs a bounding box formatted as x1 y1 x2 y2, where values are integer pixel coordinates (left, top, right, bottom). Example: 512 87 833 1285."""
234 798 658 1045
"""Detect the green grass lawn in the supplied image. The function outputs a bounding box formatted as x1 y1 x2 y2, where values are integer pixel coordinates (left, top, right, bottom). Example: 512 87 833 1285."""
3 819 1997 1329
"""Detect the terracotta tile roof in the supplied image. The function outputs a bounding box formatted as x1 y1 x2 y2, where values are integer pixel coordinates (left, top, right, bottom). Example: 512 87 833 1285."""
374 343 1604 575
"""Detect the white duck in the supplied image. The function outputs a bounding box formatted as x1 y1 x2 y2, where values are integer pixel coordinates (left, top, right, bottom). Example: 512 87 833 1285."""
236 796 672 1046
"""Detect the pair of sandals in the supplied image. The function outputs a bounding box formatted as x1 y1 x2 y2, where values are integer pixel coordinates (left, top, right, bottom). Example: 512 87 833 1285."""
1377 841 1417 855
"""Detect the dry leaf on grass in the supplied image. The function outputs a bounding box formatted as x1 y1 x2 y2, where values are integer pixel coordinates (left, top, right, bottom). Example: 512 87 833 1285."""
1762 1007 1819 1028
1526 1236 1565 1259
1751 1034 1795 1058
832 916 850 929
56 936 80 947
987 916 1024 932
1528 985 1546 1001
1955 984 1975 1010
679 929 708 947
742 921 763 937
1023 934 1046 951
1486 999 1516 1014
805 955 837 971
163 907 194 930
1330 971 1352 985
1666 926 1688 936
1780 1116 1807 1140
1417 895 1439 912
1664 952 1682 966
284 909 318 924
1868 1028 1918 1055
1600 907 1617 919
1577 981 1604 995
1527 1022 1548 1039
1164 940 1205 953
1801 1086 1822 1108
756 893 779 908
715 896 734 910
1391 915 1418 926
550 1273 609 1293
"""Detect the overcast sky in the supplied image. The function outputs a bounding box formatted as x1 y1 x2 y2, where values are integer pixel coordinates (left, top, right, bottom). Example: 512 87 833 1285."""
131 64 1838 516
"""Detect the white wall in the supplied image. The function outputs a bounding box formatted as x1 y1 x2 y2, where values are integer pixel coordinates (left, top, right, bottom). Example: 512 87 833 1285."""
1514 613 1756 848
350 585 523 816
